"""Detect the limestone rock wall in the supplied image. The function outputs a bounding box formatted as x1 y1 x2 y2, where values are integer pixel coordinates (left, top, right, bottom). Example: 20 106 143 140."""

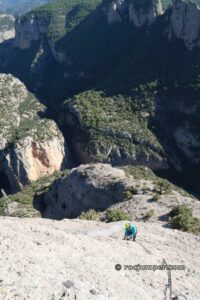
106 0 163 26
14 15 50 49
0 14 15 43
166 0 200 49
0 74 70 193
4 129 67 193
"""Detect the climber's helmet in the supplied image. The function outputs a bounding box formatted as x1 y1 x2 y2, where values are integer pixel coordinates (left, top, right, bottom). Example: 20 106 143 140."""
125 223 131 229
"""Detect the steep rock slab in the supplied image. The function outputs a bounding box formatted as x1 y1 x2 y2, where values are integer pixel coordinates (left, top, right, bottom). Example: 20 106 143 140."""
0 74 69 193
35 163 136 219
0 217 200 299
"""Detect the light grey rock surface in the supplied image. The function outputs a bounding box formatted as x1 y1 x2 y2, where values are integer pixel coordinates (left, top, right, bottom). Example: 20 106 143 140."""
0 14 15 43
36 163 135 219
14 15 49 49
0 217 199 299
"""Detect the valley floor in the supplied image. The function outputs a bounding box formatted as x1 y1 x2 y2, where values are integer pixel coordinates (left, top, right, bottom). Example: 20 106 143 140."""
0 217 199 299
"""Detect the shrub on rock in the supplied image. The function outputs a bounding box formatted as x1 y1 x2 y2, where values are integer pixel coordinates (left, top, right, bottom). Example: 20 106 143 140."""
105 209 132 222
169 205 200 235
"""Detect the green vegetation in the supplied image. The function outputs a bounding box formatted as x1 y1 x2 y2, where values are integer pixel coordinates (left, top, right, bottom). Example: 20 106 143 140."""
151 193 161 202
123 165 158 180
1 0 200 194
161 0 172 9
105 208 132 222
169 205 200 235
143 209 155 220
0 169 70 217
0 0 51 16
162 0 200 9
155 180 172 195
68 85 157 134
0 76 41 145
13 93 49 142
0 75 60 148
63 86 164 164
20 0 101 41
124 187 137 199
79 209 99 220
0 199 6 216
122 165 192 197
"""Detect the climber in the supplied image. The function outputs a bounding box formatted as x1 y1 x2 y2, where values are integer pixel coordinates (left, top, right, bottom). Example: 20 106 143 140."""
124 223 137 241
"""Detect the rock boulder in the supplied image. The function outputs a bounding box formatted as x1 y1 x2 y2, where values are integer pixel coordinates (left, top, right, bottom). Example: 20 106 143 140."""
35 163 135 219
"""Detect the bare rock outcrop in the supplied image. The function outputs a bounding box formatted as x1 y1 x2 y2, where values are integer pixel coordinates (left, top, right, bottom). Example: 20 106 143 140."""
0 14 15 43
166 0 200 49
106 0 163 26
35 163 135 219
13 11 67 64
107 0 127 23
4 127 68 192
0 74 69 193
14 15 50 49
129 0 163 26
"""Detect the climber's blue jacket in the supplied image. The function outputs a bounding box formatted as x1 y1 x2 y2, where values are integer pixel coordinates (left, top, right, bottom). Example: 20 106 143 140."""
125 224 137 237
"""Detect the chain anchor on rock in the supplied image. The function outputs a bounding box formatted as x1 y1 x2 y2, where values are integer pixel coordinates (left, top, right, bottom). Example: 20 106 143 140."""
162 259 188 300
163 259 172 300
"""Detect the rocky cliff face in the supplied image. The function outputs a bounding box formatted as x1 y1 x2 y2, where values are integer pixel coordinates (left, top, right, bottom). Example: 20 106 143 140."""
12 0 200 52
106 0 163 26
0 14 15 43
59 90 168 170
174 124 200 164
14 15 50 49
166 0 200 49
155 90 200 181
129 0 163 26
4 128 68 192
106 0 127 23
1 0 200 192
0 74 70 193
